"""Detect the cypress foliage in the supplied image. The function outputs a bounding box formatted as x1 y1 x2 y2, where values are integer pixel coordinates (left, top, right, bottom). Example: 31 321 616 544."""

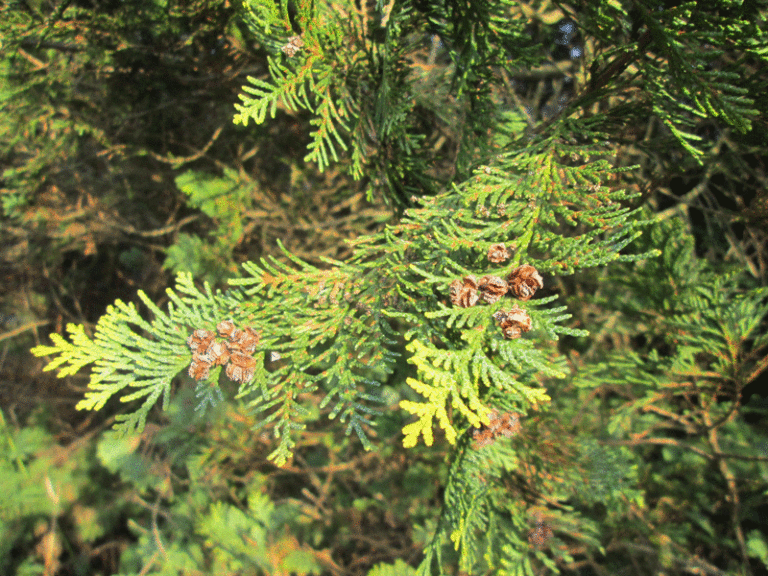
30 123 655 464
29 0 768 574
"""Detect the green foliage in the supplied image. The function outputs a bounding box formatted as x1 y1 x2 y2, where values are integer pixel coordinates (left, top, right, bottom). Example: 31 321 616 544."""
559 214 768 575
115 455 323 576
571 0 766 170
0 409 124 575
165 169 251 284
31 286 194 436
18 0 768 575
0 413 60 559
102 390 362 576
234 0 390 179
415 432 607 575
368 559 418 576
233 0 543 208
359 134 656 449
32 127 656 463
0 397 333 576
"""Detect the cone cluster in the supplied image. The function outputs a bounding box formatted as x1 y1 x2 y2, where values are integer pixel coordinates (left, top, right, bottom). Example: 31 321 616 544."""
449 243 543 339
187 320 260 384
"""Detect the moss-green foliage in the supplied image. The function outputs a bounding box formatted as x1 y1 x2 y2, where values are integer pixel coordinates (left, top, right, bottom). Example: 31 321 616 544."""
20 0 768 574
0 397 334 575
0 409 121 575
164 169 252 285
100 394 326 576
556 215 768 575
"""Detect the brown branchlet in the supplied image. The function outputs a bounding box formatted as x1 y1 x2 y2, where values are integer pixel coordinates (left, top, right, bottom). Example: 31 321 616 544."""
281 35 304 57
187 320 260 384
472 409 522 448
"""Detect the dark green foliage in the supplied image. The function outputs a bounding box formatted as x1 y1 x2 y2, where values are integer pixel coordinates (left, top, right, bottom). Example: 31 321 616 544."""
233 0 545 209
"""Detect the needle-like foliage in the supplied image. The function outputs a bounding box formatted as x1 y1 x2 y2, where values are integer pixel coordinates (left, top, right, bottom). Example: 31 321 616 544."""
28 0 768 573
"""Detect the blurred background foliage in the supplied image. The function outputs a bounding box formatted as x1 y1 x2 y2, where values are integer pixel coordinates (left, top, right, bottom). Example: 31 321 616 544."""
1 0 767 574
